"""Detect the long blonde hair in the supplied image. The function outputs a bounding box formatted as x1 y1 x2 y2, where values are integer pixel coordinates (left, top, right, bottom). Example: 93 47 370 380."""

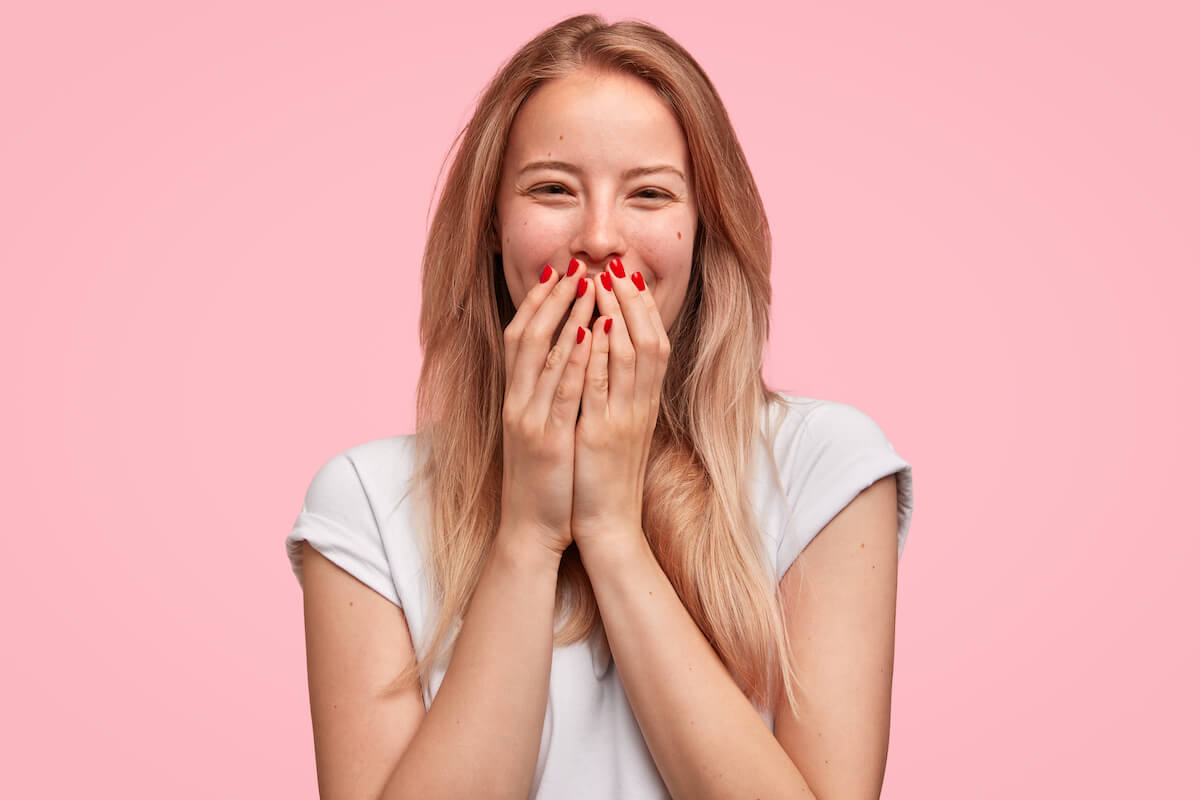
394 13 804 720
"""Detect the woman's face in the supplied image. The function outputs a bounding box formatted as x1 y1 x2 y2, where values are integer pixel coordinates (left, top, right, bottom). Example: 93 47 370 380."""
495 68 699 342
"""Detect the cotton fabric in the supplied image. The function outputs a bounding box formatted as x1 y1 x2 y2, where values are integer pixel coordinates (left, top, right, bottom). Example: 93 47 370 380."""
285 393 914 798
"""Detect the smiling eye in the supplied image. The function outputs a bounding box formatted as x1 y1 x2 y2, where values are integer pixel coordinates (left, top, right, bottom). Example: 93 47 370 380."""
531 184 672 200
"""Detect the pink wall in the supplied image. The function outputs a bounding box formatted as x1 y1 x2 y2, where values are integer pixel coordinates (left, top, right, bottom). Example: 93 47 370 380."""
3 2 1195 796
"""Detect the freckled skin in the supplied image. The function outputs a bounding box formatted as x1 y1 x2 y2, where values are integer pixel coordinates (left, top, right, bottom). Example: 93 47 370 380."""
494 69 699 343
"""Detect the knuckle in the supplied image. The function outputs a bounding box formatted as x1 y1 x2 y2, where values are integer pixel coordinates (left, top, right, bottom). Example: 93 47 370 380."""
517 416 541 441
522 321 550 347
589 372 609 393
554 379 575 404
544 345 565 370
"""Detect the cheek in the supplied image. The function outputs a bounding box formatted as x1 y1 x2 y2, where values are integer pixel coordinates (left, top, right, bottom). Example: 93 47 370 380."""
502 215 569 268
634 228 692 279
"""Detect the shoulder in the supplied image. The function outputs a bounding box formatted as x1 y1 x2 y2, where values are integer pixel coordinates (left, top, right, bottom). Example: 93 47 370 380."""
764 392 914 576
764 392 895 464
301 433 422 525
341 433 422 486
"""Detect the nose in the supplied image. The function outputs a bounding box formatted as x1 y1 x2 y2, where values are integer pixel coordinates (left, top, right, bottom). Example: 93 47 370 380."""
571 200 625 272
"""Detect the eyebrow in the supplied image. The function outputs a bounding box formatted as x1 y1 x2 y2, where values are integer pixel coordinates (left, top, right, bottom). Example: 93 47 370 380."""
518 160 687 182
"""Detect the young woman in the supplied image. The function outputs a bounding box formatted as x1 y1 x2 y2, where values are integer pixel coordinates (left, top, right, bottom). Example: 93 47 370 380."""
286 14 914 800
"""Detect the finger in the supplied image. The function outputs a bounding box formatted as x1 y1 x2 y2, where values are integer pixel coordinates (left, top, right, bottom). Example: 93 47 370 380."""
629 270 671 411
507 260 585 408
593 261 634 416
582 290 611 423
547 320 592 431
606 259 661 412
504 263 558 397
526 271 596 428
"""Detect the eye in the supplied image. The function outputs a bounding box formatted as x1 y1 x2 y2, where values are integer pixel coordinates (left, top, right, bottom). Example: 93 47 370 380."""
528 184 673 201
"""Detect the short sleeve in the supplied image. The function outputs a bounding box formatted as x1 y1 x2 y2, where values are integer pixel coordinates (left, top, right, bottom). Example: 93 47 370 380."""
775 401 914 582
285 451 402 608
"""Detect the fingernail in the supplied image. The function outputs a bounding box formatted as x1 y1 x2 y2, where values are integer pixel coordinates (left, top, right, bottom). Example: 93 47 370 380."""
567 258 580 277
540 264 553 283
604 317 613 334
609 258 625 279
631 272 645 291
576 277 587 298
577 325 585 344
601 272 613 292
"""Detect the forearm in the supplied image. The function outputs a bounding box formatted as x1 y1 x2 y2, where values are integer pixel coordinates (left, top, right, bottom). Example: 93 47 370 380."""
579 533 816 800
380 528 560 800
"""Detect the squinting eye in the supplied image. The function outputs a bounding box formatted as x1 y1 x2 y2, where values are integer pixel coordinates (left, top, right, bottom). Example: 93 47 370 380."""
531 184 672 200
532 184 573 196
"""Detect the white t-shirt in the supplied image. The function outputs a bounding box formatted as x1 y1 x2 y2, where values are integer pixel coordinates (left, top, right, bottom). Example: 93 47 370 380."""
285 393 914 798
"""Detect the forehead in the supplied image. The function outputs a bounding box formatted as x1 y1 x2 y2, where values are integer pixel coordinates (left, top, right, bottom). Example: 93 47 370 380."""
505 70 689 176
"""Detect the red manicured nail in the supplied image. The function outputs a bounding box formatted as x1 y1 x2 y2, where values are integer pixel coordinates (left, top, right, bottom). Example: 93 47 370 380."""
540 264 552 283
601 272 613 292
576 277 587 297
603 317 613 334
576 325 585 344
609 258 625 279
567 258 580 276
631 272 645 291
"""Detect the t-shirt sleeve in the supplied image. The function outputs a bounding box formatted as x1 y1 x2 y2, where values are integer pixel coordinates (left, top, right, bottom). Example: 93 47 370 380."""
285 451 403 608
775 401 914 582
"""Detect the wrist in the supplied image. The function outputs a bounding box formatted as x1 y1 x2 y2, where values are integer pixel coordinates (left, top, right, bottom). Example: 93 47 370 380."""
576 527 650 575
493 526 565 576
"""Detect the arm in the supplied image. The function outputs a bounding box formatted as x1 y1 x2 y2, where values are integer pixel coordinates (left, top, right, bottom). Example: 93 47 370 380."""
380 526 561 800
579 538 817 799
579 474 901 800
772 474 899 800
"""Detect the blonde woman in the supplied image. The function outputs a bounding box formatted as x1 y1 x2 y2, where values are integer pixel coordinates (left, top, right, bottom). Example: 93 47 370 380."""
286 14 914 800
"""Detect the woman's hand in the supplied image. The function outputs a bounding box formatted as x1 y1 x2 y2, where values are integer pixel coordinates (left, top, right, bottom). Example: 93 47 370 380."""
572 258 671 553
500 260 596 558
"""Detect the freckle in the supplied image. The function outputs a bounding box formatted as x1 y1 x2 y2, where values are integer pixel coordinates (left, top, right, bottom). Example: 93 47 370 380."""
559 135 563 140
677 231 681 239
861 543 865 548
349 601 353 606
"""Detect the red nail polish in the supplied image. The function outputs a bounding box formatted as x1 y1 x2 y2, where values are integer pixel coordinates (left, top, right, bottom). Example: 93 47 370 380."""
567 258 580 276
577 326 586 343
540 264 552 283
576 277 587 298
601 272 613 292
631 272 645 291
603 317 613 334
609 258 625 279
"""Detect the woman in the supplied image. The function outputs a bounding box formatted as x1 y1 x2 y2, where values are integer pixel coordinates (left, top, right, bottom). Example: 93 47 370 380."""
286 14 914 800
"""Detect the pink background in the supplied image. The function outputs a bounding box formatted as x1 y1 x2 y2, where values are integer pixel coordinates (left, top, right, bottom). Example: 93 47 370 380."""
4 1 1196 796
